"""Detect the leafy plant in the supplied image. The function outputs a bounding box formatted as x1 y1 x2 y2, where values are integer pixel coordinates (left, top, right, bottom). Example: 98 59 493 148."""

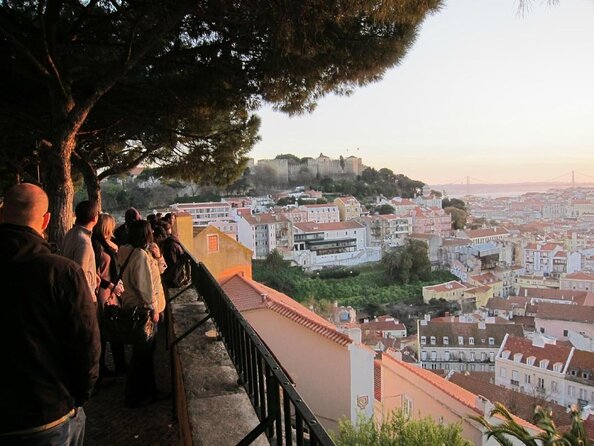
470 402 590 446
334 410 472 446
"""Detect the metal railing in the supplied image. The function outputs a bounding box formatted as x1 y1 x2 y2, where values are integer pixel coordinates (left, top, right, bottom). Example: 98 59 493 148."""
171 256 335 446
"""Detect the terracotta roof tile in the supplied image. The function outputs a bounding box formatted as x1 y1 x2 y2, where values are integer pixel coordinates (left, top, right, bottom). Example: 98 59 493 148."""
221 274 353 347
501 336 572 371
464 227 509 238
423 281 466 293
448 371 581 434
419 321 523 347
564 272 594 281
535 303 594 323
516 288 588 305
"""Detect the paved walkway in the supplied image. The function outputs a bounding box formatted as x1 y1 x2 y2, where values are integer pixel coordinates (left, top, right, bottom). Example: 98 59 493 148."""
85 325 179 446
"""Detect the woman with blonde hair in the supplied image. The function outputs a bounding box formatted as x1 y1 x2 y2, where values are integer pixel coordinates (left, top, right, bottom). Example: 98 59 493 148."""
92 213 126 378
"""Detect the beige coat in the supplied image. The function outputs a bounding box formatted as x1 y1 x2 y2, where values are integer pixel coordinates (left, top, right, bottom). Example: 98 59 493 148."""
117 246 156 310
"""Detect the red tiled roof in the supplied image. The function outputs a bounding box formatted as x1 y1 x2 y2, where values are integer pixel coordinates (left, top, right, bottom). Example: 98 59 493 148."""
464 227 509 238
516 288 588 304
241 213 290 225
448 371 586 436
535 302 594 323
470 272 501 285
220 274 353 347
423 281 466 293
501 336 572 371
564 272 594 281
382 353 480 412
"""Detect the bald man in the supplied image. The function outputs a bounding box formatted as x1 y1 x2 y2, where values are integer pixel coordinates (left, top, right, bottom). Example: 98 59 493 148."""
0 183 100 445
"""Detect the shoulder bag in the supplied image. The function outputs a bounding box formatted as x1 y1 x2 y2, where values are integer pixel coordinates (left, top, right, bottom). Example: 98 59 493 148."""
102 248 155 344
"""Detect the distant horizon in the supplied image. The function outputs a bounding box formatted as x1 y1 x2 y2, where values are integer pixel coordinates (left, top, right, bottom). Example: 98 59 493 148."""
248 153 594 188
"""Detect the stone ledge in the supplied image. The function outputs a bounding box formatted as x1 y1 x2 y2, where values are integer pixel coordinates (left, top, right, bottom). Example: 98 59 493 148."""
170 288 269 446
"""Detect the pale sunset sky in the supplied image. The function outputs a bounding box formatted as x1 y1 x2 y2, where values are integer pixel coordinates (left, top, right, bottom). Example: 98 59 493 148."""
250 0 594 186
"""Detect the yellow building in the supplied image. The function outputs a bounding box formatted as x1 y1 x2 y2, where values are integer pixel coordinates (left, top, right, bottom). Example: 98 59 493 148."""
192 225 253 282
422 280 467 304
333 196 362 221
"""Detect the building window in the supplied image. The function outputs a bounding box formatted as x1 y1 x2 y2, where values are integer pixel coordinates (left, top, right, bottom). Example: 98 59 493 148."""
458 336 464 345
500 367 507 378
470 352 476 362
540 327 545 334
579 388 587 400
563 330 568 337
490 352 495 362
524 374 531 384
539 360 549 369
420 336 426 345
488 337 495 346
551 381 558 393
568 385 576 397
469 337 475 345
537 378 545 389
403 396 413 418
431 351 437 361
430 336 436 345
421 351 427 361
443 336 449 345
207 234 219 253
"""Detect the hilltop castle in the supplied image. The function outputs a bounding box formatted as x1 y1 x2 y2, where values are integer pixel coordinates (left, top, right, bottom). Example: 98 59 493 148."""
250 153 365 183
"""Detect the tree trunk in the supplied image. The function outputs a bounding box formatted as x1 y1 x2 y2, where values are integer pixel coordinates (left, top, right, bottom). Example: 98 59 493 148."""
45 134 76 246
73 155 102 212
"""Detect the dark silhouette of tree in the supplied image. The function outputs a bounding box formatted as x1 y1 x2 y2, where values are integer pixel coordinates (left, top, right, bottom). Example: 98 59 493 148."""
0 0 442 242
383 240 431 284
376 204 396 215
445 206 467 229
442 198 467 211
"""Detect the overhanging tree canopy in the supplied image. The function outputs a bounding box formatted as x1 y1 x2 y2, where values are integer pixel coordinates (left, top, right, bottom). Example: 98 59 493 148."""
0 0 442 242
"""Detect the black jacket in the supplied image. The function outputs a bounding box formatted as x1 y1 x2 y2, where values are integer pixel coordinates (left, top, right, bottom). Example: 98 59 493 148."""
0 223 100 432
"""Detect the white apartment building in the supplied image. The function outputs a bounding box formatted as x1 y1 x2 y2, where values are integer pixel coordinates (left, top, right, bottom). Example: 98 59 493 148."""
417 318 523 372
299 204 340 224
291 221 379 270
560 272 594 291
355 214 411 248
535 303 594 342
522 242 580 277
237 213 292 259
171 201 231 226
458 227 510 245
496 335 594 409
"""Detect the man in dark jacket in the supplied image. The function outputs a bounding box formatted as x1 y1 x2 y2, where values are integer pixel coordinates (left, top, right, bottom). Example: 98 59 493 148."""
114 207 141 246
0 183 100 445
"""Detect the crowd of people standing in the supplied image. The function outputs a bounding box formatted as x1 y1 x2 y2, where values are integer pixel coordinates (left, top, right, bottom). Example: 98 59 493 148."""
0 183 189 445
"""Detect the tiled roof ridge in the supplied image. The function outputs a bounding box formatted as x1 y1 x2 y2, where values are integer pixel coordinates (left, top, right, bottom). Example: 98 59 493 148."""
226 273 353 347
382 352 481 414
382 354 540 431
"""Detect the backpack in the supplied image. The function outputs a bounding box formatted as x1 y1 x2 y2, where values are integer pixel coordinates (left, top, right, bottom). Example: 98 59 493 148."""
162 237 192 288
